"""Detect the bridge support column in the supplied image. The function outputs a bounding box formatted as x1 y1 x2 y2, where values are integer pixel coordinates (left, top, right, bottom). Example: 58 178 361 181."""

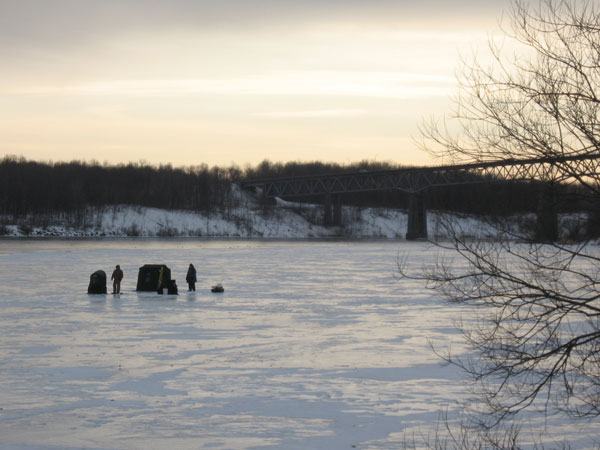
406 192 427 240
535 184 558 242
587 199 600 238
333 194 342 226
323 194 333 226
323 194 342 226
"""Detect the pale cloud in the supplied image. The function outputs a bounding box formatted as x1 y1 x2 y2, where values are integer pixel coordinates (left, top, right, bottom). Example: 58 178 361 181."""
0 1 506 48
256 109 367 118
0 0 513 166
9 71 454 99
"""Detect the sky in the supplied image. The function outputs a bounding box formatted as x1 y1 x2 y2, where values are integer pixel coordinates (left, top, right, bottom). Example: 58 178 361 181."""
0 0 511 168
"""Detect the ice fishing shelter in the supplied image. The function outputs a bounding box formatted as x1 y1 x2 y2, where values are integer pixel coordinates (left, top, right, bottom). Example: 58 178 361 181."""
136 264 178 294
87 270 107 294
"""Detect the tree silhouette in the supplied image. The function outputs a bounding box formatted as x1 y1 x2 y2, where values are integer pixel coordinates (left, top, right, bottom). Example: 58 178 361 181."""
403 0 600 430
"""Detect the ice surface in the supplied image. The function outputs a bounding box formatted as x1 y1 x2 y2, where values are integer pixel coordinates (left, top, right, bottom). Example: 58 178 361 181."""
0 240 597 449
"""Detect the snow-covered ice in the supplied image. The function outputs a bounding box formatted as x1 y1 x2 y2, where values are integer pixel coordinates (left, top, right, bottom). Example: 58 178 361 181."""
0 239 597 449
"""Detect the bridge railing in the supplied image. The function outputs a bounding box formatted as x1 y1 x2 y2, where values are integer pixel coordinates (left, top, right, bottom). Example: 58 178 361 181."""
239 153 600 240
240 153 600 198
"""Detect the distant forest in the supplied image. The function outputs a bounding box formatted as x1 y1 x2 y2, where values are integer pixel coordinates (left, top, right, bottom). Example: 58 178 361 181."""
0 155 594 221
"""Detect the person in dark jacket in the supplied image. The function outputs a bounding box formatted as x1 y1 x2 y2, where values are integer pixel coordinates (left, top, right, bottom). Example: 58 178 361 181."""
111 264 124 294
186 263 197 291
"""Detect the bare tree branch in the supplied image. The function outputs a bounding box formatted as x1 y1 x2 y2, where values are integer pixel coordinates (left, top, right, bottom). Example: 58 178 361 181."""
405 0 600 434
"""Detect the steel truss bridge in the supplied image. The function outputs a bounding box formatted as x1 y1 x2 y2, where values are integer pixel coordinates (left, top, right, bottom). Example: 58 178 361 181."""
240 153 600 240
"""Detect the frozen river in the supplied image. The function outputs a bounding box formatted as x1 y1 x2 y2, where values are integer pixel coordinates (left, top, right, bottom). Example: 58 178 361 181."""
0 239 594 449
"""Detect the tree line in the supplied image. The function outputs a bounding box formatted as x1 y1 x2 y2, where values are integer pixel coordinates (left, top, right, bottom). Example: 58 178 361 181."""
0 154 593 222
0 156 237 217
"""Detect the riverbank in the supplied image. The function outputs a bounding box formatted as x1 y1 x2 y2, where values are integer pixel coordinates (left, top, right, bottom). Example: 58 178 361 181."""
1 202 590 240
0 187 591 240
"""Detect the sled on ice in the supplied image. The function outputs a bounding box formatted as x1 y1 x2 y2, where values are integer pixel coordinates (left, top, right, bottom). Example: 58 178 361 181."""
211 283 224 293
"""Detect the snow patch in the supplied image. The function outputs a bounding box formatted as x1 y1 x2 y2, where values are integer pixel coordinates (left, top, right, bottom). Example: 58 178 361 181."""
0 191 590 240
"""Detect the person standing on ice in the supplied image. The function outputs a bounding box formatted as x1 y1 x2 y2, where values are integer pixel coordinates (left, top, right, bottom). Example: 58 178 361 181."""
111 264 123 294
186 264 197 291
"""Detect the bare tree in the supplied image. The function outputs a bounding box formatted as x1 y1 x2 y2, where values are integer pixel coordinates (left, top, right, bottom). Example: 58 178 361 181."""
404 0 600 431
424 0 600 194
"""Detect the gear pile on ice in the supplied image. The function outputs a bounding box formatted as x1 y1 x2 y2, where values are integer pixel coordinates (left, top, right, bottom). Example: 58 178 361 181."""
87 270 107 294
136 264 178 295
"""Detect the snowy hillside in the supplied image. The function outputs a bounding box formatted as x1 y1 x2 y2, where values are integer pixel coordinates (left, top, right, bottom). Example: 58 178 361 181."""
1 202 409 238
0 186 589 239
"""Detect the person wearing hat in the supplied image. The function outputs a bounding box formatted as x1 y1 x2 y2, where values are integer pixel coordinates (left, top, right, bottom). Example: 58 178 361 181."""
111 264 124 294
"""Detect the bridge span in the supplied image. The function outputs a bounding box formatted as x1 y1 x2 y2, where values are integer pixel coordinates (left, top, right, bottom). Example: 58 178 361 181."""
240 154 600 240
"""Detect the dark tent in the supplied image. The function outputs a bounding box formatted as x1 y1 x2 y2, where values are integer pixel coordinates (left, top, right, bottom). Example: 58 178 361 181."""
88 270 107 294
136 264 178 295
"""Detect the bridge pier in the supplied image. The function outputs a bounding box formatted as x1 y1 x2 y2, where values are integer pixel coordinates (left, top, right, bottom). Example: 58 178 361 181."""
406 192 427 240
333 194 342 226
324 194 332 225
323 194 342 226
535 184 558 242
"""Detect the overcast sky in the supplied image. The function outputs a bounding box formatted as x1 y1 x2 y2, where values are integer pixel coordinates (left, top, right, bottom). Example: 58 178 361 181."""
0 0 511 167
